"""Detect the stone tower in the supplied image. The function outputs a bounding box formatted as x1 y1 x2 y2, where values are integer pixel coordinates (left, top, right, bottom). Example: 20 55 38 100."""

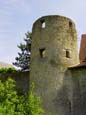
30 15 79 115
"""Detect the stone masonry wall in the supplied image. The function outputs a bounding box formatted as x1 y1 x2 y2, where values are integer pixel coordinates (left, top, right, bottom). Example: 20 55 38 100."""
0 71 29 93
70 68 86 115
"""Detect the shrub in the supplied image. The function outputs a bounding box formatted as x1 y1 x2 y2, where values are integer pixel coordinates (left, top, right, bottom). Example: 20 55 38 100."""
0 68 16 75
0 78 44 115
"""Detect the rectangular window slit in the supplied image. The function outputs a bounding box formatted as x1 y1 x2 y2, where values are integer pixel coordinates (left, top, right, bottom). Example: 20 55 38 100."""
66 50 70 58
39 48 46 58
41 20 45 28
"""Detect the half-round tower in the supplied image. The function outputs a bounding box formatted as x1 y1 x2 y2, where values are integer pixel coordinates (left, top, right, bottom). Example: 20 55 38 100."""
30 15 79 115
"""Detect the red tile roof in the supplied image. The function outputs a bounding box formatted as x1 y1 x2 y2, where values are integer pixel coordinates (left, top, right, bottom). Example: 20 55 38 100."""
79 34 86 64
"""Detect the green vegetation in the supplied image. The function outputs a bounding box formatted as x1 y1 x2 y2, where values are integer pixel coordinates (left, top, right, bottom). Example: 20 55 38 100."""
13 32 32 71
0 68 17 75
0 78 44 115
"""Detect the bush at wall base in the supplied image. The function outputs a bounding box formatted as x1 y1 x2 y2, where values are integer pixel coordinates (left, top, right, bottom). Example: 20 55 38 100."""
0 78 45 115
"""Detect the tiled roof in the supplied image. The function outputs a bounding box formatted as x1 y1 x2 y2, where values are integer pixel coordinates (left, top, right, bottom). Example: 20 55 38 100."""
0 62 13 68
79 34 86 63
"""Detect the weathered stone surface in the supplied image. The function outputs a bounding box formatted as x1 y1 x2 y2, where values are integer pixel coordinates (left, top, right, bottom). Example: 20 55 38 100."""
69 68 86 115
30 15 79 115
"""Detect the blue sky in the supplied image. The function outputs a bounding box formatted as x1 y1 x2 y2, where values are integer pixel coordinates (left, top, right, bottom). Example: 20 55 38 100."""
0 0 86 64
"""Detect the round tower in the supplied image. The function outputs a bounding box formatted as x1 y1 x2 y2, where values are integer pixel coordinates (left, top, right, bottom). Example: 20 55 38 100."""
30 15 79 115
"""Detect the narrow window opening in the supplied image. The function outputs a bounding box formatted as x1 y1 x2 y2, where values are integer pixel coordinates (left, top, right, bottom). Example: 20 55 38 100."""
69 21 72 28
66 50 70 58
41 20 45 28
39 48 46 58
82 58 86 62
69 101 72 113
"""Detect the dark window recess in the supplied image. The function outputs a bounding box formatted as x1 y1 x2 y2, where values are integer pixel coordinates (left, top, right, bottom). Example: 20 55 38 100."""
40 20 45 28
66 50 70 58
82 58 86 62
39 48 46 58
69 101 72 113
69 21 72 28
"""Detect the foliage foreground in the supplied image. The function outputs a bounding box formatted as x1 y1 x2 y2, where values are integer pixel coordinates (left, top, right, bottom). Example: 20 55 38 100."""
0 78 44 115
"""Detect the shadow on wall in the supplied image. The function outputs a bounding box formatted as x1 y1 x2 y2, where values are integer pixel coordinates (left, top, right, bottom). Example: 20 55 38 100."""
53 68 86 115
63 69 86 115
53 85 72 115
53 70 72 115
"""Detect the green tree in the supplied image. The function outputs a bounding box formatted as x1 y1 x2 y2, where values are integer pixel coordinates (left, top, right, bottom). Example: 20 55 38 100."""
13 32 32 71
